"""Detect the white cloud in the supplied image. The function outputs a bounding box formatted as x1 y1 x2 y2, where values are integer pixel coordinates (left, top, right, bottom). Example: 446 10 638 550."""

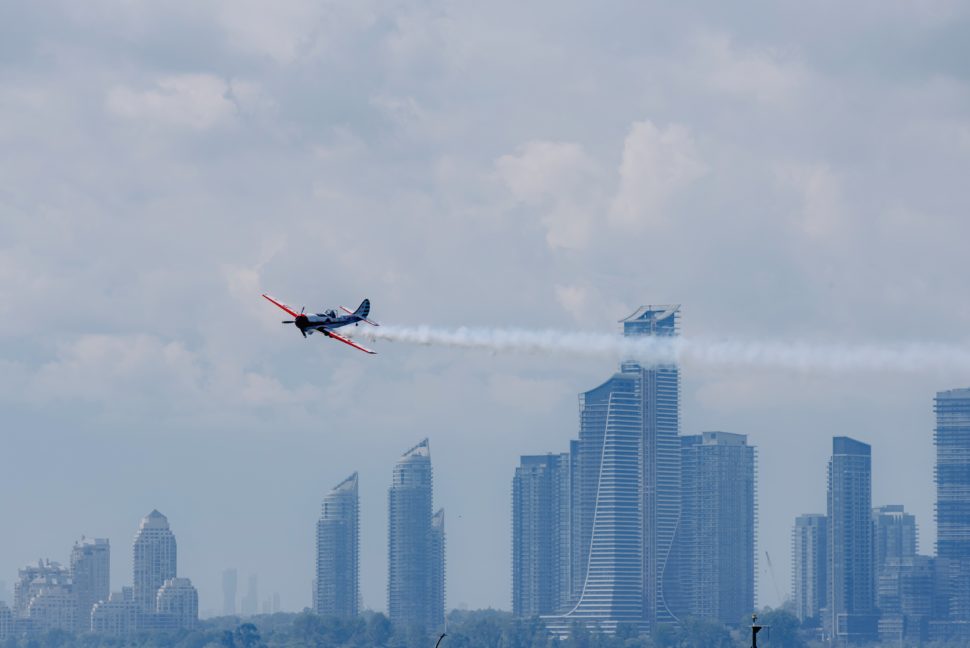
691 31 803 105
609 120 707 228
105 74 243 130
496 141 601 249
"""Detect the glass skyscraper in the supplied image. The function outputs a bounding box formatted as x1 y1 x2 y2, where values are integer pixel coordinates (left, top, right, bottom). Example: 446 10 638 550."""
387 439 444 633
828 437 877 644
935 388 970 622
546 305 680 634
512 453 570 617
315 472 359 618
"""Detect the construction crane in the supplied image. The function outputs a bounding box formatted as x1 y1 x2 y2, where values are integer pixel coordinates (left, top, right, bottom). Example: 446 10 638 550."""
764 550 784 605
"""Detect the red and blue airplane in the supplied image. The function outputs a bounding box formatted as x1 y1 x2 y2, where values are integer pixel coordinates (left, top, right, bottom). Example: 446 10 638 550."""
262 293 379 354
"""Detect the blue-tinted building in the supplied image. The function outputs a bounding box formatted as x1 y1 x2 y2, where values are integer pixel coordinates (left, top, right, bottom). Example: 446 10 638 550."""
673 432 756 626
793 514 828 624
387 439 443 633
828 437 877 644
546 305 681 634
512 453 570 617
315 472 359 618
935 388 970 623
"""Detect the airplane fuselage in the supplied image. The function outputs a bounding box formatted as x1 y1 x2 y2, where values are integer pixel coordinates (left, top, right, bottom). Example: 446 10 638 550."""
295 313 361 335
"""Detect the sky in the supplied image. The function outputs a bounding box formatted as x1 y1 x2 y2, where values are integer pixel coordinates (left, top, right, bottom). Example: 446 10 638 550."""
2 0 970 617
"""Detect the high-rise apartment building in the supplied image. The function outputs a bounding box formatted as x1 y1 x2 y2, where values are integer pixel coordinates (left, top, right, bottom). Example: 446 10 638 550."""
388 439 443 632
155 578 198 630
133 510 177 615
935 388 970 622
71 537 109 630
548 305 680 634
673 432 755 625
828 436 877 644
14 560 70 618
792 514 828 624
512 453 570 617
315 472 359 618
91 589 138 637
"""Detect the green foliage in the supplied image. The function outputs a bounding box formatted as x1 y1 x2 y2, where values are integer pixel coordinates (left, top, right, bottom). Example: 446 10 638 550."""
755 609 805 648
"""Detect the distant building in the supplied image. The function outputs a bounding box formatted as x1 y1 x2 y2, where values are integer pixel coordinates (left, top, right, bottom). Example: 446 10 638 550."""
91 589 138 637
387 439 442 632
935 388 970 623
876 555 945 644
792 514 828 624
512 453 570 617
0 602 11 641
222 569 237 617
430 508 446 629
315 472 359 618
133 510 177 614
241 575 258 616
155 578 198 630
872 505 917 576
673 432 756 626
828 436 877 644
71 537 110 631
14 560 70 618
545 305 680 635
26 584 76 633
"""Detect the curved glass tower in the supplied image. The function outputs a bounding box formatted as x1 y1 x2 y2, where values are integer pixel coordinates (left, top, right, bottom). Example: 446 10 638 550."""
316 472 359 618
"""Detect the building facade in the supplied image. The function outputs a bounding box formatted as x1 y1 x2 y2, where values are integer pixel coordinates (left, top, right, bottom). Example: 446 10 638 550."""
71 537 109 631
91 589 138 637
387 439 443 632
430 508 446 630
792 514 828 624
936 388 970 623
133 510 178 615
873 505 917 575
155 578 198 630
315 472 359 618
828 436 877 644
674 432 755 625
512 453 570 617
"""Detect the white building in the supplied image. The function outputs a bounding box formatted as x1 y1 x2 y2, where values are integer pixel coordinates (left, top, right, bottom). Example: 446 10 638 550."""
91 589 138 637
26 585 76 632
156 578 198 630
71 537 110 630
133 510 177 614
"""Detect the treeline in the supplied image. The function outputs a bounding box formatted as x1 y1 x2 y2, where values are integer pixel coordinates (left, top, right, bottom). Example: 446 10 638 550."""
0 608 808 648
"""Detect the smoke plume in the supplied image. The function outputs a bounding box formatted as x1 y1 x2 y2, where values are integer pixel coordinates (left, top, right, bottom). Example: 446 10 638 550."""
353 325 970 373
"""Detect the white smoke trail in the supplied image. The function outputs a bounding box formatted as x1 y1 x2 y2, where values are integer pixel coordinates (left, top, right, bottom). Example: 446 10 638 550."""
352 325 970 373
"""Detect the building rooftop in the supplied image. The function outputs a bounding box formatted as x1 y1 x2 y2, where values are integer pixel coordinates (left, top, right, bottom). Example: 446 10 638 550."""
400 438 430 460
331 472 358 493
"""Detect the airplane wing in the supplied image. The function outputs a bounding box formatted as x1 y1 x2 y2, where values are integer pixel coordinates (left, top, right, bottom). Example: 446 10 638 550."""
323 329 377 355
262 294 299 318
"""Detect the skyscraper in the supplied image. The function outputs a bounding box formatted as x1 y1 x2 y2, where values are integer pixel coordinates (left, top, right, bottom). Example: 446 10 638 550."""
828 437 877 644
792 514 828 624
547 305 680 635
70 537 110 631
388 439 443 632
430 508 446 630
222 569 237 617
512 453 570 617
315 472 359 618
133 510 177 615
935 388 970 622
674 432 755 625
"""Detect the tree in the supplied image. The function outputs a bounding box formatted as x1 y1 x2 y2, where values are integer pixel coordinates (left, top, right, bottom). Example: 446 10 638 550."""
754 610 804 648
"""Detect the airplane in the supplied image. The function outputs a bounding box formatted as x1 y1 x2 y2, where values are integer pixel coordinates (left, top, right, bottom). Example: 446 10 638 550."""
261 293 379 354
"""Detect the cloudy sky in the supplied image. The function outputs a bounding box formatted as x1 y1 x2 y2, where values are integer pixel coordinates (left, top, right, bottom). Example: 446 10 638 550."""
2 0 970 616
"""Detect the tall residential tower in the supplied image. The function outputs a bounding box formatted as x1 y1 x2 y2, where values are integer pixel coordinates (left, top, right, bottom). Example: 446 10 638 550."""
387 439 444 632
132 510 177 615
315 472 359 618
